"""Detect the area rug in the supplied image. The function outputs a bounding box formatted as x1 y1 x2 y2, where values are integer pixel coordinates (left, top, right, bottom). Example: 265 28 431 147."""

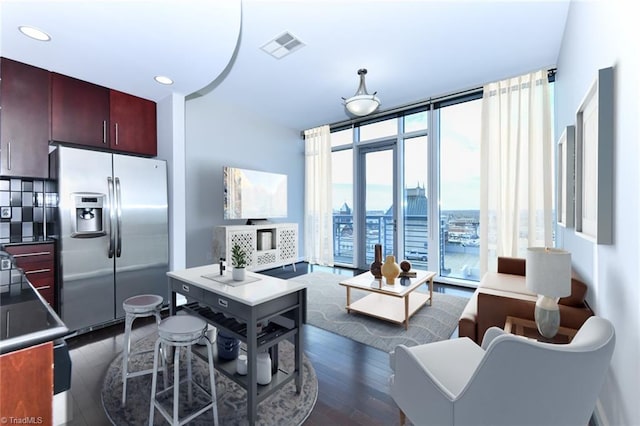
102 333 317 426
291 271 469 353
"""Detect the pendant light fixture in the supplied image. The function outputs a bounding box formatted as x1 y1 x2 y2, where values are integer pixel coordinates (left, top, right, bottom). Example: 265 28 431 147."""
342 68 381 116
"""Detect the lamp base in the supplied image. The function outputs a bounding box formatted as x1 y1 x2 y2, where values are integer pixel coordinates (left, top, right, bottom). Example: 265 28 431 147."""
534 295 560 338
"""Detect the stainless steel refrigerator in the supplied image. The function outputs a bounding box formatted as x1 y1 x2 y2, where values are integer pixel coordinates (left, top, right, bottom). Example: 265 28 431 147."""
50 146 168 332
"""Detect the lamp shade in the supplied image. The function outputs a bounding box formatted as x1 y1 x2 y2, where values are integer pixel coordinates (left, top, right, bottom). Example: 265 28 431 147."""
525 247 571 298
343 68 380 117
345 95 380 116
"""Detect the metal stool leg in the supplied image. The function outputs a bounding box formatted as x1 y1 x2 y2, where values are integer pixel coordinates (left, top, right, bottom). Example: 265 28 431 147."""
206 339 219 426
148 338 162 426
121 312 135 406
187 345 193 404
154 311 169 390
173 346 180 426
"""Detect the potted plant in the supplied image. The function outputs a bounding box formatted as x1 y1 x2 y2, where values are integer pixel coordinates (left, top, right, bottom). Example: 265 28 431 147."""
231 243 247 281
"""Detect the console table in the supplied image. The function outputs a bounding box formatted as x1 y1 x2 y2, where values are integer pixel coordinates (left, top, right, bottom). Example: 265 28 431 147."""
213 223 298 272
167 264 306 425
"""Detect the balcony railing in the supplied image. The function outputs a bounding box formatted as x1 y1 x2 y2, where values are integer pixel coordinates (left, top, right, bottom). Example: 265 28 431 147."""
333 213 480 282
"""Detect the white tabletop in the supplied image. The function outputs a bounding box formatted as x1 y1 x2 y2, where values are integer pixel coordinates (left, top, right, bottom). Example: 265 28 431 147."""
167 264 307 306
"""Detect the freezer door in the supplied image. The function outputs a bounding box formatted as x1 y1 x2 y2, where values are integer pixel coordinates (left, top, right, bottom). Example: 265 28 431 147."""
113 154 169 317
55 146 115 331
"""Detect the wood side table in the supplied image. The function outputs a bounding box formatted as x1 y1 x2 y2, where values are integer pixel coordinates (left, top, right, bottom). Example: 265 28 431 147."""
504 316 577 344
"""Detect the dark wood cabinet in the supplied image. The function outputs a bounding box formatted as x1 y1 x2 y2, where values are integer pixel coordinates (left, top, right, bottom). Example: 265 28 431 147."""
0 57 51 178
0 342 53 422
51 72 110 148
51 73 157 156
5 243 56 310
110 89 157 156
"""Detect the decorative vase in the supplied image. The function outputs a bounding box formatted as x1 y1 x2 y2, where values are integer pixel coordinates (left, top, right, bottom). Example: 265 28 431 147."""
232 267 246 281
370 244 383 279
381 255 401 285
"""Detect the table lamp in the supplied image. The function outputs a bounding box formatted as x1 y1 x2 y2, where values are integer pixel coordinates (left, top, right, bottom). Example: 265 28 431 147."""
525 247 572 338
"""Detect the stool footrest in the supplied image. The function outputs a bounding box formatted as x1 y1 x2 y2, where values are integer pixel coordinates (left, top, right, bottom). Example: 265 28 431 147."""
125 367 163 379
152 379 215 425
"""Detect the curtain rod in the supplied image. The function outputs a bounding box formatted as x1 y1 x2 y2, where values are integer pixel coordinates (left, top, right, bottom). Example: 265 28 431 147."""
301 67 557 137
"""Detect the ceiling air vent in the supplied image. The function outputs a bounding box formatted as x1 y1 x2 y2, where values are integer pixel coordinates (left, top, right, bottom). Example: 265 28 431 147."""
261 31 305 59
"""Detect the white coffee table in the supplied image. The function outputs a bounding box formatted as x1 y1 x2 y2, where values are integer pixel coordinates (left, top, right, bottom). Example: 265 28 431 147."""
339 270 436 330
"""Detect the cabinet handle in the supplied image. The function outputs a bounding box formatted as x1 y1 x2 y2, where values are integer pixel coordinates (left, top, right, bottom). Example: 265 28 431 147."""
103 120 107 144
12 251 51 257
115 123 119 145
35 285 51 290
7 142 11 170
25 268 51 274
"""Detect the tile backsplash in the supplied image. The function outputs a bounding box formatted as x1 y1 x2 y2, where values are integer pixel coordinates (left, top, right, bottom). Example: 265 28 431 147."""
0 177 57 243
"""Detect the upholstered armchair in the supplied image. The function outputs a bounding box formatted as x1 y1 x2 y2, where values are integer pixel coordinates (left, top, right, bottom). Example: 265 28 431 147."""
389 316 615 426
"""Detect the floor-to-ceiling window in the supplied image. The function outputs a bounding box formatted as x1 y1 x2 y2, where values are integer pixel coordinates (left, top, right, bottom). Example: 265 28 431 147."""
331 128 354 265
438 99 482 282
330 94 482 286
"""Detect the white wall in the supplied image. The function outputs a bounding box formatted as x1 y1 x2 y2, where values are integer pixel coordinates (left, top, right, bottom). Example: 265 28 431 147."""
157 93 187 271
184 96 304 268
555 1 639 424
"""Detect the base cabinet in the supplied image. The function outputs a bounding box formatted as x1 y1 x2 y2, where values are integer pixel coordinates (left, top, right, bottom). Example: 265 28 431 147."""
5 243 56 310
214 223 298 271
0 341 53 423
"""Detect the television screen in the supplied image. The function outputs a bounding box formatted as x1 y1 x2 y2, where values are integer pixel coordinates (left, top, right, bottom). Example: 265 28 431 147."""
223 166 288 219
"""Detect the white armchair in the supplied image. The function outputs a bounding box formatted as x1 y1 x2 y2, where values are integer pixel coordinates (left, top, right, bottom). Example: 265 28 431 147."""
389 316 615 426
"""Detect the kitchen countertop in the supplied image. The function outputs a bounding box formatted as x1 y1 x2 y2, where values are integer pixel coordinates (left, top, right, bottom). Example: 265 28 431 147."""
0 249 69 354
167 263 307 306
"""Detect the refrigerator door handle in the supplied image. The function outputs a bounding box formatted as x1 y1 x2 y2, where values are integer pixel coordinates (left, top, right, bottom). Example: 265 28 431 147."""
115 177 123 257
107 177 115 258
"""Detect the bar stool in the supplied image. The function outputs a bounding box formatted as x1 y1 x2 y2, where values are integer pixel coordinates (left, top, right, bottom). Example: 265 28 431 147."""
149 314 218 426
121 294 166 406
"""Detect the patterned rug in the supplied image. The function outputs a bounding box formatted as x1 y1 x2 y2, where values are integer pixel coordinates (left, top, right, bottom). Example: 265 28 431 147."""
101 333 317 425
291 271 469 353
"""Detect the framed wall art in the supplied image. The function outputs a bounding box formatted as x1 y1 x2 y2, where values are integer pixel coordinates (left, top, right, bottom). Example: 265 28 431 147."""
557 125 575 228
574 66 614 244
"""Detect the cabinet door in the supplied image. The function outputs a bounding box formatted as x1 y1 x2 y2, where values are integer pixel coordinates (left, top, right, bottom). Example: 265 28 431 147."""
51 73 109 148
277 224 298 264
0 342 53 422
110 90 157 156
229 230 256 269
0 58 50 178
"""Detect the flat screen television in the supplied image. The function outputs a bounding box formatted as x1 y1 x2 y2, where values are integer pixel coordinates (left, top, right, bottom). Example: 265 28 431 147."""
223 166 288 220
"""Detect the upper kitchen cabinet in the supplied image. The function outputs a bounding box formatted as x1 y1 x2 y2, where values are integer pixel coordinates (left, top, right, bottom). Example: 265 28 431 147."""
109 90 157 156
51 73 157 156
51 72 110 148
0 58 51 179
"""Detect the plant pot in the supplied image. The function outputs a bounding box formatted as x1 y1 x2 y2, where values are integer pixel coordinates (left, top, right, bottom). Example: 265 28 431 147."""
232 267 246 281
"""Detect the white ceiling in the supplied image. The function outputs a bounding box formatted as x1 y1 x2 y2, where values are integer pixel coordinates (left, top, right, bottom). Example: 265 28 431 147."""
0 0 570 131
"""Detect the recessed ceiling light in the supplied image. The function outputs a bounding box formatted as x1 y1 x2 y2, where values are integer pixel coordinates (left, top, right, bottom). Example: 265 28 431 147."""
154 75 173 85
18 26 51 42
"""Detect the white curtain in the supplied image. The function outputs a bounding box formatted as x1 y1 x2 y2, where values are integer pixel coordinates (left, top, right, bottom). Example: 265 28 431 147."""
480 69 553 274
304 125 334 266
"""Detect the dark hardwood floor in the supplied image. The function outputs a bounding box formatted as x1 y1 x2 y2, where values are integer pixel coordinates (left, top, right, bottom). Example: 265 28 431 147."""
63 266 474 425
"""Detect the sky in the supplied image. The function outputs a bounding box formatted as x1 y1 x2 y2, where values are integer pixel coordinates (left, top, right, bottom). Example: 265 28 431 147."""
332 99 482 212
